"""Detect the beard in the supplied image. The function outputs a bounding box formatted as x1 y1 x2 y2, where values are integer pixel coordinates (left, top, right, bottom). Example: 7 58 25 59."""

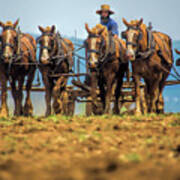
101 16 109 24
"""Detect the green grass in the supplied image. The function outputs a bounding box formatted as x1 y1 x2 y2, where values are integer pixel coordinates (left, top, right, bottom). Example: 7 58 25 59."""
126 153 142 163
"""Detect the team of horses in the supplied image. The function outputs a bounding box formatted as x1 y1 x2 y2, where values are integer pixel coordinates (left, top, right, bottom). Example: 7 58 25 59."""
0 18 177 117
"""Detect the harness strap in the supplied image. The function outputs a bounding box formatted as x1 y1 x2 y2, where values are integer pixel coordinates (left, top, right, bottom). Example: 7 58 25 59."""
2 43 14 49
136 27 156 59
118 40 124 61
108 32 116 55
154 32 172 62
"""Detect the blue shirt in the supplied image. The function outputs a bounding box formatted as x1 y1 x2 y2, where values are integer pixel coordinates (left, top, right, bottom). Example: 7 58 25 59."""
100 18 119 36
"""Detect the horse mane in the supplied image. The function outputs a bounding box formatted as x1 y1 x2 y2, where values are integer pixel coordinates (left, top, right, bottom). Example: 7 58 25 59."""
91 24 108 36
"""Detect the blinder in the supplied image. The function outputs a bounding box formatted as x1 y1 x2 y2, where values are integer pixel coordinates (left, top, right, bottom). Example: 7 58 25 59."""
83 40 88 48
4 26 15 31
124 26 143 48
1 26 18 50
41 45 51 51
121 31 126 39
88 34 99 38
88 49 100 54
2 42 14 49
36 36 41 44
138 31 143 40
85 34 104 55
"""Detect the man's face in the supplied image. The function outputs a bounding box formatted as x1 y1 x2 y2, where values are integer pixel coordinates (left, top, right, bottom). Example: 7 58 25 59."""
101 11 109 18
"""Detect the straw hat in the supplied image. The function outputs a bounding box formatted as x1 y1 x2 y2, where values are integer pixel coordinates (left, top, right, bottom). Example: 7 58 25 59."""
96 4 114 15
5 21 13 26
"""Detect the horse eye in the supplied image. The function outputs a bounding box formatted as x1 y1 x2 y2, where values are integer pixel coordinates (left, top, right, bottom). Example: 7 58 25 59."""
51 39 54 46
121 31 127 39
134 34 138 40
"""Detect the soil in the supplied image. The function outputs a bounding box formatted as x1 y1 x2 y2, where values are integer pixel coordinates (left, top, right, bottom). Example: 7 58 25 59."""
0 114 180 180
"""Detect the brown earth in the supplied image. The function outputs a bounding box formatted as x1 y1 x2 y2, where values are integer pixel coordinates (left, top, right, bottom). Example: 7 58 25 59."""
0 114 180 180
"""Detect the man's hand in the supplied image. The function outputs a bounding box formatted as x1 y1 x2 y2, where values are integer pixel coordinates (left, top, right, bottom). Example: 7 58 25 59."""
114 34 118 39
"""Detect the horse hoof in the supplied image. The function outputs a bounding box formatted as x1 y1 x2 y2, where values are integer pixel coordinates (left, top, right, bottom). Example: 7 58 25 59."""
134 110 142 116
0 112 9 118
23 104 33 117
45 112 51 117
156 109 164 114
0 110 8 118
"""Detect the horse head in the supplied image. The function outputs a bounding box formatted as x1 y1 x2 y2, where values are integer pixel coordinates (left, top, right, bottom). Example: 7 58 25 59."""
85 23 107 69
0 19 19 63
37 25 57 64
122 18 146 61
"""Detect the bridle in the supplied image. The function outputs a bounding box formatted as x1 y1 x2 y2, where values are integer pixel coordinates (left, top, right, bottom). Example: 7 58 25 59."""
37 32 55 51
37 32 57 61
1 26 17 51
122 26 143 51
85 33 106 62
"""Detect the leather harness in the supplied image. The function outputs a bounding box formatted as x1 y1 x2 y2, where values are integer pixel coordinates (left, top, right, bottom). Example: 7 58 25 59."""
86 32 117 65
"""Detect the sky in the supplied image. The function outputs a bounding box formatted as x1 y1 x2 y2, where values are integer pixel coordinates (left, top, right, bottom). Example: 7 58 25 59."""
0 0 179 40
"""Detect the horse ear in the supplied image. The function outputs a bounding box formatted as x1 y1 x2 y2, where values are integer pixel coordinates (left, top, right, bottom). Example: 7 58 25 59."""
0 21 5 28
51 25 56 34
85 23 91 34
137 18 143 27
38 26 45 33
98 27 105 35
13 19 19 29
122 18 130 27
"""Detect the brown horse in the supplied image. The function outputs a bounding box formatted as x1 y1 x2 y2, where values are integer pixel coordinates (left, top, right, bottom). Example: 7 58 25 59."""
85 24 128 114
37 25 74 116
0 20 36 117
122 18 173 115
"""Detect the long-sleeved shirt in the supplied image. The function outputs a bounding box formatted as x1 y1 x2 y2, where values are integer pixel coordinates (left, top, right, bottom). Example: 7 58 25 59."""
100 17 119 36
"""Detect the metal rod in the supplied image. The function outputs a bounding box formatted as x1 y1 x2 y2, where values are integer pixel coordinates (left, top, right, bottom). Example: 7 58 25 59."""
48 73 88 77
77 57 80 81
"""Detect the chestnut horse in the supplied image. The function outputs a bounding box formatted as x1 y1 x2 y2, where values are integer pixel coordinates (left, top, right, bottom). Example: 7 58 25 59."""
122 18 173 115
37 25 74 116
85 24 128 114
0 20 36 117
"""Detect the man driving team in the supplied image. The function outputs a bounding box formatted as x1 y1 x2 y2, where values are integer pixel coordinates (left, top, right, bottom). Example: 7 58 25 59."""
96 4 119 38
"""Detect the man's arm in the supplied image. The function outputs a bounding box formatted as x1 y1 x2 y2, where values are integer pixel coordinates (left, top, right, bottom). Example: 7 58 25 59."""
111 20 119 36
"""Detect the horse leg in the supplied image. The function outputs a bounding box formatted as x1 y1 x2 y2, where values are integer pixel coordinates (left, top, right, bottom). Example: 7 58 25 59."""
113 76 123 115
0 74 8 117
141 82 148 114
156 92 164 114
24 68 35 116
149 79 161 114
156 75 166 114
52 76 67 115
104 74 115 114
91 71 99 115
17 76 25 116
134 75 142 115
10 79 18 116
98 77 106 111
41 71 53 117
